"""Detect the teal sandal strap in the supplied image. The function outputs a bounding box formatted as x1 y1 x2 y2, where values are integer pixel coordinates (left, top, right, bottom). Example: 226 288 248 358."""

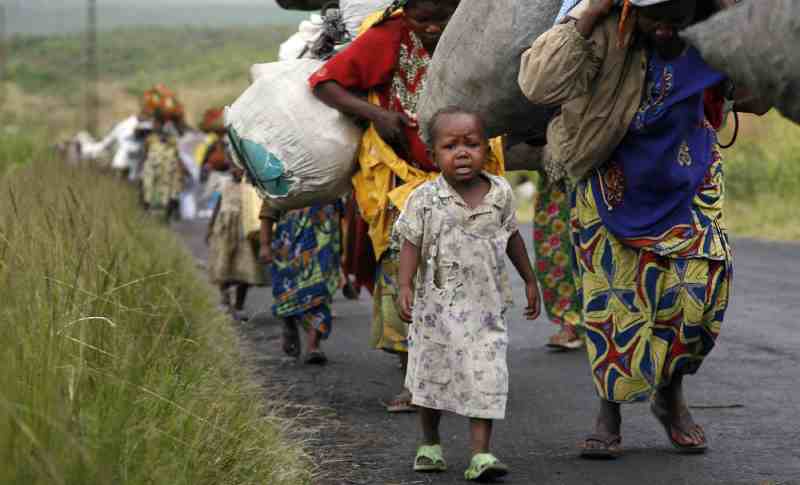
465 453 508 481
414 444 447 472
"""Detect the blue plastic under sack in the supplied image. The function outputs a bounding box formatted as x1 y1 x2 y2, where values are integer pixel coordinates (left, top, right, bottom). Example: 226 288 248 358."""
227 126 291 197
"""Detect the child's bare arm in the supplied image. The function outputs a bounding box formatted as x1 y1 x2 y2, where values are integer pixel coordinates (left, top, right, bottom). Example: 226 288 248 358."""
397 239 421 322
506 231 542 320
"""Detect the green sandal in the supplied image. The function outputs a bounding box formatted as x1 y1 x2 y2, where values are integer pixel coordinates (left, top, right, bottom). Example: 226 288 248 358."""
464 453 509 482
413 444 447 472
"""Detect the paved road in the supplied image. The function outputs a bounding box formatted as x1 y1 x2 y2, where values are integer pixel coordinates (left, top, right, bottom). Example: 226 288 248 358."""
176 221 800 485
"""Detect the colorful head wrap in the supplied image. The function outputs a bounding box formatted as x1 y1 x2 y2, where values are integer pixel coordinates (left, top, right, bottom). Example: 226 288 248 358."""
141 84 184 122
200 107 226 133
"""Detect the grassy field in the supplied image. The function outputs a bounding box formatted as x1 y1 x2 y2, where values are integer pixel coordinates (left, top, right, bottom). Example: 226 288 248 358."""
0 130 313 484
4 25 294 135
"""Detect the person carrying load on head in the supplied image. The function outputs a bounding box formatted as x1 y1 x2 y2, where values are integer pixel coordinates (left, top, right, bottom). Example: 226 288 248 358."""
519 0 770 458
196 107 232 218
310 0 507 413
206 161 265 321
140 84 188 223
259 199 344 365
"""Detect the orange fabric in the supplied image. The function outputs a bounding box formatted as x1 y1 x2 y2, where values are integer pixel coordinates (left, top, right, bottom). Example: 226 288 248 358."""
141 84 184 122
201 107 226 133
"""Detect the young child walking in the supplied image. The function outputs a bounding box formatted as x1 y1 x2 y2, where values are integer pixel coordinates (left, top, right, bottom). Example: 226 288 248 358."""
259 201 343 364
206 167 264 320
395 107 541 481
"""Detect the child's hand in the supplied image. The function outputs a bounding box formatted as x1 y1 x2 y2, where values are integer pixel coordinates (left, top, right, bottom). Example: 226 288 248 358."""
397 285 414 323
524 281 542 321
259 245 274 265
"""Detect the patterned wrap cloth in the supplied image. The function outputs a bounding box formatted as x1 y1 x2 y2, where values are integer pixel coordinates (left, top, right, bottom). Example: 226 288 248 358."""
141 134 185 210
572 48 732 403
533 178 583 330
396 174 518 420
270 203 343 338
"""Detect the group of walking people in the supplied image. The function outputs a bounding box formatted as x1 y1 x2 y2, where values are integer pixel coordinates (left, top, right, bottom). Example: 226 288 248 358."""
92 0 770 480
294 0 771 481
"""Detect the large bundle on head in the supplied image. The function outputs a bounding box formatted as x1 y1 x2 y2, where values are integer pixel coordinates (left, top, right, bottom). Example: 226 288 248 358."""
225 59 362 211
142 84 184 122
417 0 561 141
682 0 800 124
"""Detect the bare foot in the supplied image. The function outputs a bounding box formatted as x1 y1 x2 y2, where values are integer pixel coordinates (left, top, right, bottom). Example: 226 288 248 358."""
651 377 707 451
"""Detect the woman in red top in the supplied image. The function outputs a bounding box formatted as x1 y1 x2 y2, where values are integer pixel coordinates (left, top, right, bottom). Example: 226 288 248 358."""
310 0 460 413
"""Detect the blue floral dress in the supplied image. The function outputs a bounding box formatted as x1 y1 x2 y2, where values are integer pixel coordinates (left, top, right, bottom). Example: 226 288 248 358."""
271 202 342 337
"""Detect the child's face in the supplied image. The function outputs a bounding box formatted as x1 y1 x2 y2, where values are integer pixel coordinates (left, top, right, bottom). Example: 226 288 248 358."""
636 0 696 58
405 1 458 52
432 113 488 185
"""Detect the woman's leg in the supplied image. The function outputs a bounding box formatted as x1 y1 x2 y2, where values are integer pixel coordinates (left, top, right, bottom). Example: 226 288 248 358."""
580 399 623 457
281 317 301 357
306 324 321 353
652 372 706 447
301 305 332 364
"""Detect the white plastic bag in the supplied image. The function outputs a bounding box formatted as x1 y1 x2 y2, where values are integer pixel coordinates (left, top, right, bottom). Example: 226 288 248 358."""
225 59 362 212
278 15 324 61
339 0 393 38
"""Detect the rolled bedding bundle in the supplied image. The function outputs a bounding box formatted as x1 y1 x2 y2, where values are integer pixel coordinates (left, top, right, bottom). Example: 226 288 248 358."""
417 0 562 141
682 0 800 123
225 59 362 212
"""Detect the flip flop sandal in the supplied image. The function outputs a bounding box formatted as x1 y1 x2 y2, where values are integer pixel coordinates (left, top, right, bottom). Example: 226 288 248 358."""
384 390 416 413
650 403 708 454
413 444 447 473
464 453 509 482
342 281 360 300
304 351 328 365
579 433 623 459
281 322 301 357
546 329 584 351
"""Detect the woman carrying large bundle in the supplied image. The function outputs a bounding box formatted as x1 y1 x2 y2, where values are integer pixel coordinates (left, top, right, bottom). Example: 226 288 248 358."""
519 0 768 457
140 84 187 222
311 0 505 412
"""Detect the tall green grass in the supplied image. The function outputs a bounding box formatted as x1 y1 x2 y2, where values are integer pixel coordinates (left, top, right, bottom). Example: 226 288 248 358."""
722 111 800 240
0 129 313 485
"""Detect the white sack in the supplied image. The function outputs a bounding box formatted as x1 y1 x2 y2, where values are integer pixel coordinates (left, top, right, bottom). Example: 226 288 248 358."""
340 0 393 38
225 59 362 212
417 0 562 141
278 15 324 61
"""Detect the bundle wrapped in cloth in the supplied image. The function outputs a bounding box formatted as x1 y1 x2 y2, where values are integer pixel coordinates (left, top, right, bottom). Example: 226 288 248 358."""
225 59 362 212
682 0 800 124
417 0 562 141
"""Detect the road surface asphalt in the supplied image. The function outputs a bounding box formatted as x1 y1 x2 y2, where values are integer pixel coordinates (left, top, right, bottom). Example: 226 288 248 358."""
175 220 800 485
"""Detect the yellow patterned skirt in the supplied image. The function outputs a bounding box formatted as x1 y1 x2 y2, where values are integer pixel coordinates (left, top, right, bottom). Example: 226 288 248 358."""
571 158 732 403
